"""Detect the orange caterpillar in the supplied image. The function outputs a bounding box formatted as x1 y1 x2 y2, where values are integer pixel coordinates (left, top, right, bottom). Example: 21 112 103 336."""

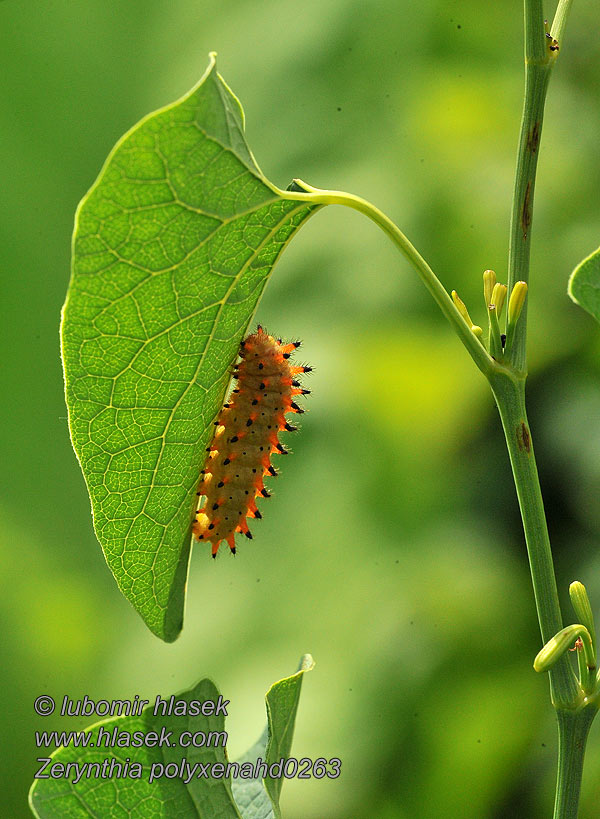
193 326 311 557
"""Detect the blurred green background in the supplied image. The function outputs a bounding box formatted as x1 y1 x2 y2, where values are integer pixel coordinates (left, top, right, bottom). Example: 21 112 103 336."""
2 1 600 816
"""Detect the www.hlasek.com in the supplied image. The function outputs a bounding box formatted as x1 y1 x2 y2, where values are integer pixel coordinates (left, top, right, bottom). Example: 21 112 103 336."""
33 694 341 784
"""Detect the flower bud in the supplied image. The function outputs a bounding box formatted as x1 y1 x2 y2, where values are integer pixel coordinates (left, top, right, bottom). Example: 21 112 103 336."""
491 283 507 317
483 270 496 306
508 281 528 325
570 581 596 647
452 290 473 326
534 624 591 673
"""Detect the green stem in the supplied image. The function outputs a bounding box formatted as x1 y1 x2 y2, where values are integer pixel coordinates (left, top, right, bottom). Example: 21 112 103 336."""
490 371 578 707
554 708 596 819
507 0 575 372
523 0 546 62
283 5 588 813
551 0 575 44
507 0 551 372
281 181 493 376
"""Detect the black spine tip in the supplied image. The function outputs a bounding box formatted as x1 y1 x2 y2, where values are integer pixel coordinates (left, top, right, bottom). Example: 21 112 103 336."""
284 423 297 432
246 418 253 427
223 458 230 465
217 481 224 488
293 341 301 348
291 379 300 387
252 398 258 406
212 503 219 510
276 444 288 454
230 435 239 443
196 491 201 496
211 553 216 559
303 366 313 373
282 353 291 359
245 530 253 539
259 382 266 390
291 402 304 413
268 466 277 476
231 547 236 555
208 523 215 530
254 509 262 519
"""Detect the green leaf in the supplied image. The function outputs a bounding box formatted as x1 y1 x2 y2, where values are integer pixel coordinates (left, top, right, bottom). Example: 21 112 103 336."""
29 656 314 819
263 654 315 811
61 53 320 641
568 246 600 324
232 654 315 819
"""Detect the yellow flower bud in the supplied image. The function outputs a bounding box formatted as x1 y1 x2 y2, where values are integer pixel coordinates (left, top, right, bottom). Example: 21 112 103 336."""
491 283 508 317
508 281 528 324
483 270 496 306
452 290 475 328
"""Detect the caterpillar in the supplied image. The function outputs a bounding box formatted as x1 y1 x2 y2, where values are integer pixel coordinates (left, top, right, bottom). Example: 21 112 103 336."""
193 325 311 557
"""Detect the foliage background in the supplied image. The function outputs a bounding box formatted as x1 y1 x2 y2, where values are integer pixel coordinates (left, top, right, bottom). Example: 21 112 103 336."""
1 1 600 816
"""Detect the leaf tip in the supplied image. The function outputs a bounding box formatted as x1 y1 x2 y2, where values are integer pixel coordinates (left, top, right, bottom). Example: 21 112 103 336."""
298 653 315 673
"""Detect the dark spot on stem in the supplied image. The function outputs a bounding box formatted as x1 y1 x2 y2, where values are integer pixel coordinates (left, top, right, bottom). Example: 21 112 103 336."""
517 421 531 454
527 121 540 154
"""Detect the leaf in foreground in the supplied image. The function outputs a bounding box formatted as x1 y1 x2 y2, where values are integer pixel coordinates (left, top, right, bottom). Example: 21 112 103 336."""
568 245 600 325
29 655 314 819
61 53 320 640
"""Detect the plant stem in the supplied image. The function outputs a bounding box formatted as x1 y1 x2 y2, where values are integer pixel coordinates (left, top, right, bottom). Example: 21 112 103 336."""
490 370 598 819
282 181 494 376
506 0 552 373
551 0 575 44
285 4 590 813
554 708 596 819
490 371 578 707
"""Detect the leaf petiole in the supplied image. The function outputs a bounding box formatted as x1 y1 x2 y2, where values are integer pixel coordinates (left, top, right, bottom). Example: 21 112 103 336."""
282 180 495 376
